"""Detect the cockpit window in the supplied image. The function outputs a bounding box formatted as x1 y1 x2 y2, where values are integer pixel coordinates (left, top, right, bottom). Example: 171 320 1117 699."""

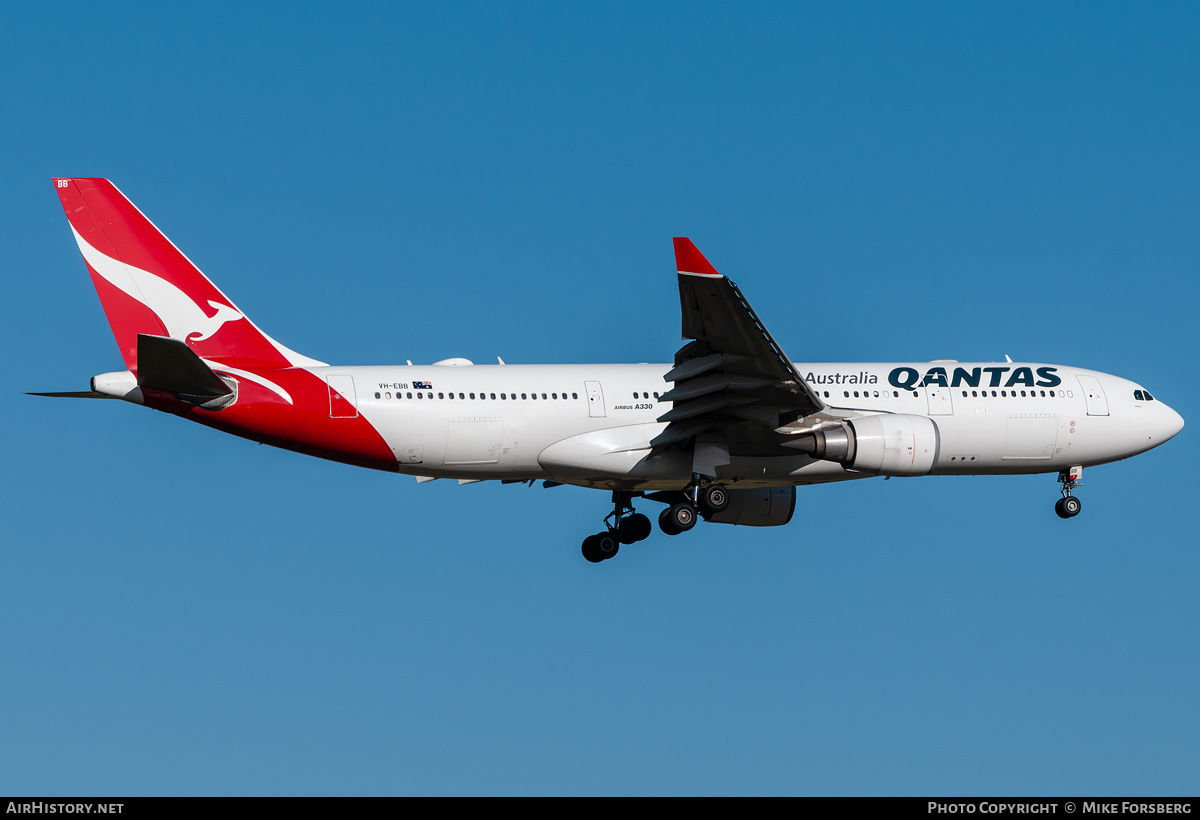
1134 390 1145 401
1144 391 1155 401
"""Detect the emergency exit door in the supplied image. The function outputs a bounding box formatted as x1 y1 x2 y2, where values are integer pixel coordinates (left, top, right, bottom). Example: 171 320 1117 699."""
585 381 605 418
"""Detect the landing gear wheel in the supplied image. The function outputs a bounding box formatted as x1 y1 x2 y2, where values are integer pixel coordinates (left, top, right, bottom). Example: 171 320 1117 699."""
582 532 619 562
617 513 652 544
662 502 698 534
658 507 681 536
698 484 729 516
1055 496 1082 519
581 534 604 563
596 531 619 559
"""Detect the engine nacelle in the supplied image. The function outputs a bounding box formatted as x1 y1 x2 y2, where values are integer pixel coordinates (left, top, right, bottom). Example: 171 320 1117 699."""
848 414 939 475
801 414 939 476
705 487 796 527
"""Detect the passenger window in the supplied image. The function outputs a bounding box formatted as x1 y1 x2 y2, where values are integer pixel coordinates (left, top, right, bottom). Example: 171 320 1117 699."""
374 392 381 399
572 393 578 399
490 393 496 400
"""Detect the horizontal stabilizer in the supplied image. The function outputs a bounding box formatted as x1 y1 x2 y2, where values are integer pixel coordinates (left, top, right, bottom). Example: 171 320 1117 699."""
27 391 117 399
137 333 234 406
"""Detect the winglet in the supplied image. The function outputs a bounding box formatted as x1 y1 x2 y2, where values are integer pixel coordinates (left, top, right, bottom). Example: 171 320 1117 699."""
673 237 723 278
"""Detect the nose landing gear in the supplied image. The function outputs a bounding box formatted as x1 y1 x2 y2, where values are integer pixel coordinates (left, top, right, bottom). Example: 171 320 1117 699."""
1055 467 1083 519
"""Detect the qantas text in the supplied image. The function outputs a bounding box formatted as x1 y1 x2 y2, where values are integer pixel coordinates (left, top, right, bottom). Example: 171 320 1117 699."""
888 366 1061 390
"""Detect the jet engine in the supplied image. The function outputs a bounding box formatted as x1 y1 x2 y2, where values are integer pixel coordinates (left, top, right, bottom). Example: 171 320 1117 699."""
704 487 796 527
789 414 939 476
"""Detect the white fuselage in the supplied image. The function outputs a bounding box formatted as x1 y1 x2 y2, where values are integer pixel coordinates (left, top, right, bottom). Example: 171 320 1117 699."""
313 360 1183 490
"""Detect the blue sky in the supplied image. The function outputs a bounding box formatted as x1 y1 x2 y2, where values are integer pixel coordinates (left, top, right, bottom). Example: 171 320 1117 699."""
2 2 1197 795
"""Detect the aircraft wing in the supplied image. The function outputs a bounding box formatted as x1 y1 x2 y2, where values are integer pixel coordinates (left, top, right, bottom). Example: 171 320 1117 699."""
653 239 827 458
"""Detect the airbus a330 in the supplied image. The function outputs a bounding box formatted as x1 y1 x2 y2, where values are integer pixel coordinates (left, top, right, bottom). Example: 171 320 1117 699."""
37 179 1184 562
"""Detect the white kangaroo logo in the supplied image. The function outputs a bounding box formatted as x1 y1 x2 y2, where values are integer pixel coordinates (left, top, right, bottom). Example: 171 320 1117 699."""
71 227 245 343
185 301 243 341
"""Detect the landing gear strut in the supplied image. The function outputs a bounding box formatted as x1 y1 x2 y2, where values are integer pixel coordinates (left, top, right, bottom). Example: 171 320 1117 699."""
1055 466 1083 519
581 491 652 562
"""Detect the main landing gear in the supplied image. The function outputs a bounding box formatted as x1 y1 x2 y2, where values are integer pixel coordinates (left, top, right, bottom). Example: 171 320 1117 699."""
658 482 728 536
1055 466 1083 519
581 491 652 563
580 482 731 561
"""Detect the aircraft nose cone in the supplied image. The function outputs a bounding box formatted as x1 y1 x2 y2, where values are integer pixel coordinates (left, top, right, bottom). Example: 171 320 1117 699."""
1161 403 1185 441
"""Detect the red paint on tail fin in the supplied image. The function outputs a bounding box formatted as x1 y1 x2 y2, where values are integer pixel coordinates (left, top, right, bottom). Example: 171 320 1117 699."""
53 178 307 371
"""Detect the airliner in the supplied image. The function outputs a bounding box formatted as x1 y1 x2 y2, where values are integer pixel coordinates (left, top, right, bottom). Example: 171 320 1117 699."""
38 178 1184 562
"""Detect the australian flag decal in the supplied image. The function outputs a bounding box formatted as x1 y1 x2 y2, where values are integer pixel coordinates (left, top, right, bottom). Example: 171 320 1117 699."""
413 380 432 390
